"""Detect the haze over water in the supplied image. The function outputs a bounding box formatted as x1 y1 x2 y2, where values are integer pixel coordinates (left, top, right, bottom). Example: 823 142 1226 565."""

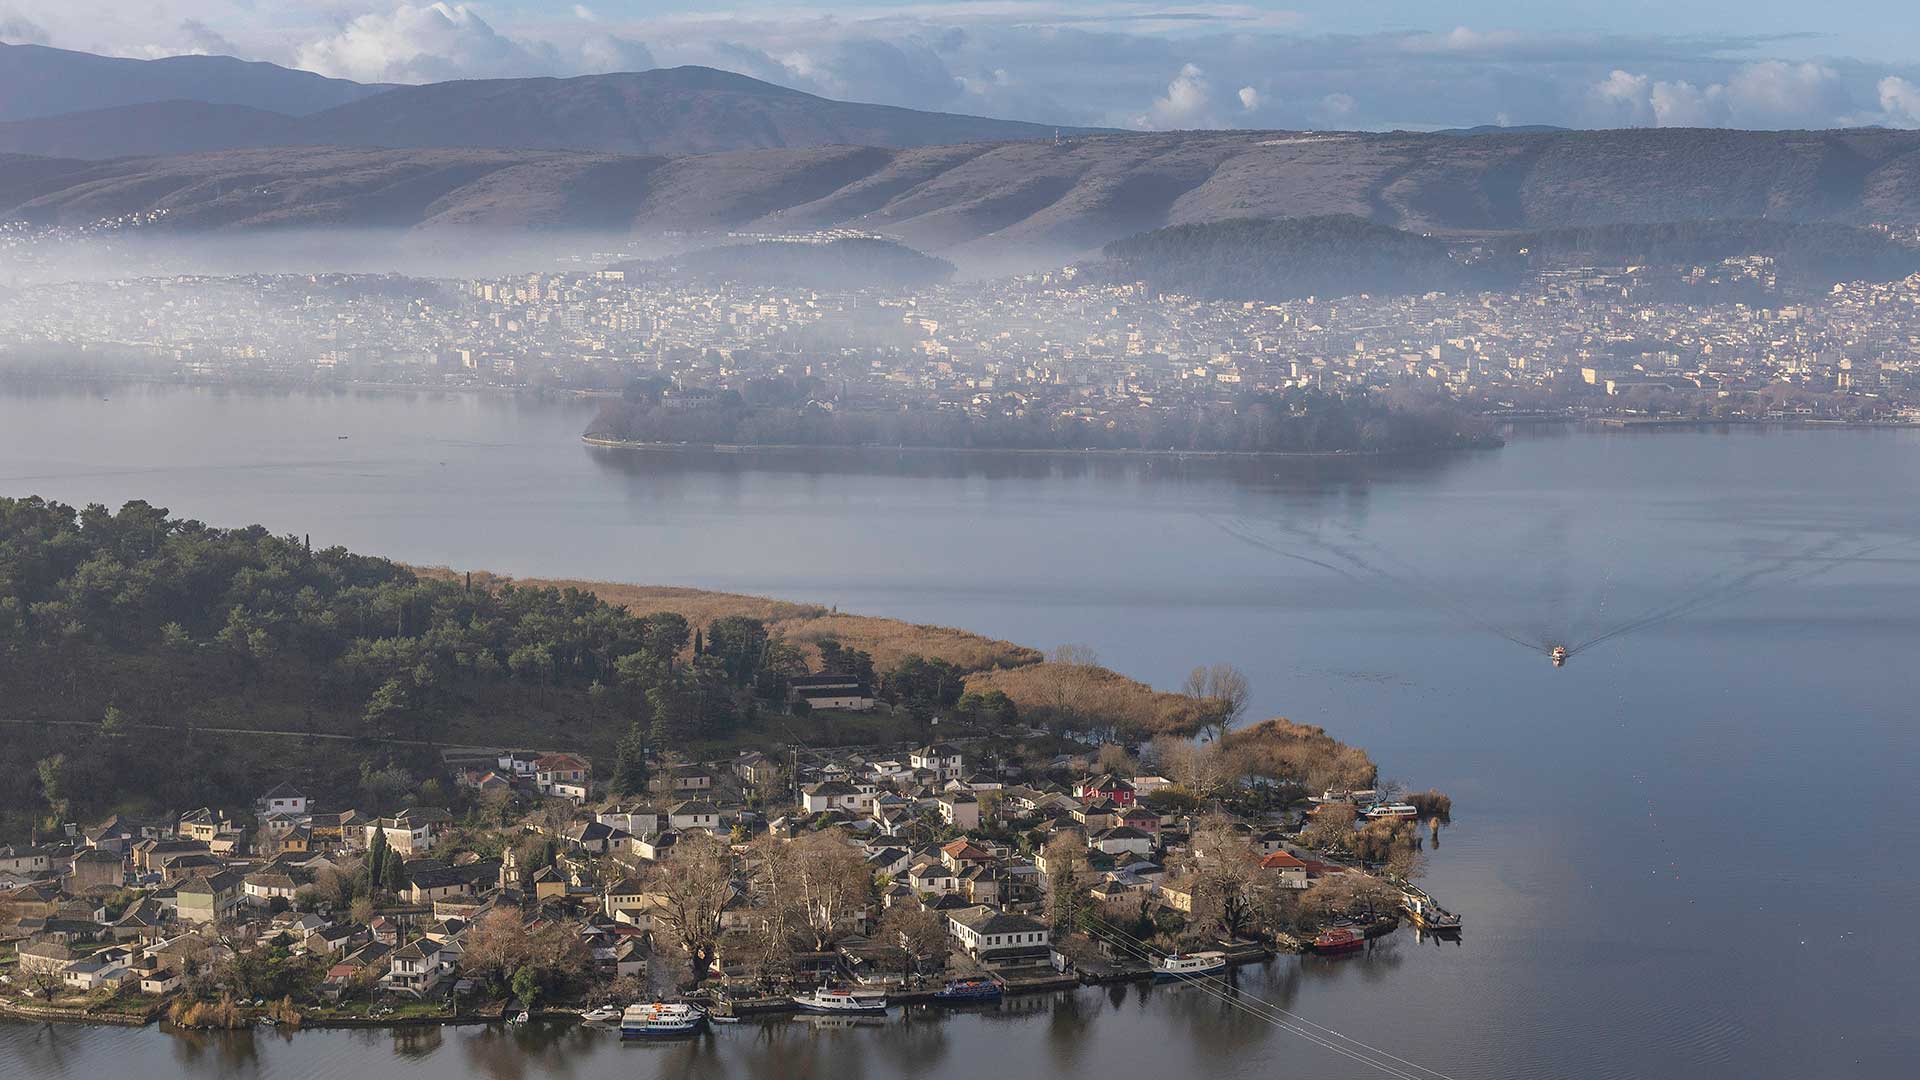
3 384 1917 1080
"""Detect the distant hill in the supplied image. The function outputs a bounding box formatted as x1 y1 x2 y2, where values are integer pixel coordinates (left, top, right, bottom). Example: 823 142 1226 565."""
0 64 1087 159
619 237 956 289
0 41 386 122
11 129 1920 264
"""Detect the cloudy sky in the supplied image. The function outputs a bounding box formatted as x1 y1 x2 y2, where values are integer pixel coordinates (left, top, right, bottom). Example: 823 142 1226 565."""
6 1 1920 131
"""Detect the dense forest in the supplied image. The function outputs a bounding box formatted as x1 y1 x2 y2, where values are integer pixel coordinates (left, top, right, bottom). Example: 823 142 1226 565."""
589 384 1493 454
0 497 1011 832
615 237 956 290
1099 215 1493 301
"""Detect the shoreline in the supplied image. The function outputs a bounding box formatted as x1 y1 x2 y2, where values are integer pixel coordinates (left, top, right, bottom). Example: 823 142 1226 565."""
580 434 1490 459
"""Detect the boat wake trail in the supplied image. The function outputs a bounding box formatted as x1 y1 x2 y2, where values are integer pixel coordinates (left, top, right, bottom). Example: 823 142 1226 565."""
1210 515 1550 655
1213 511 1917 662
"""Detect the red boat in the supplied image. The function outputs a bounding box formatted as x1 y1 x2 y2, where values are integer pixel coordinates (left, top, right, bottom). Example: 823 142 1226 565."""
1311 927 1366 953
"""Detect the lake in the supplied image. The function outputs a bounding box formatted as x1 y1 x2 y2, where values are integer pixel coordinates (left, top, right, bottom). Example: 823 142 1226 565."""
3 384 1918 1079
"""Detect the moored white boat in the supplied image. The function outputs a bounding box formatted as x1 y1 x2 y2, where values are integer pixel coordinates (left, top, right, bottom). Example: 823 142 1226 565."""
790 986 889 1014
620 1002 707 1039
580 1005 621 1023
1152 951 1228 980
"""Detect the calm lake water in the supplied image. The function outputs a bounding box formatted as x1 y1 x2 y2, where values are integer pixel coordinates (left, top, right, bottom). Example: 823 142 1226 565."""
3 384 1919 1080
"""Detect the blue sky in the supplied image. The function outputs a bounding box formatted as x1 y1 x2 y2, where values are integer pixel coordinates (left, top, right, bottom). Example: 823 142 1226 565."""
4 2 1919 130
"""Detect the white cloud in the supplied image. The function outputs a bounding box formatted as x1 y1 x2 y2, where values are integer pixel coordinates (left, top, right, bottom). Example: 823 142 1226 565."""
1587 61 1848 128
1879 76 1920 125
294 3 564 84
1237 85 1262 112
1139 62 1213 129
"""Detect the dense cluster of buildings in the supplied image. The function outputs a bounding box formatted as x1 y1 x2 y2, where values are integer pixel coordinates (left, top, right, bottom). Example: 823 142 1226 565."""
1 740 1361 1012
7 251 1920 424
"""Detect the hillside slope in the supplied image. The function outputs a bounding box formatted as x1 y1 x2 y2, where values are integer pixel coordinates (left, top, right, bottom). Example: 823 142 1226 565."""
7 128 1920 261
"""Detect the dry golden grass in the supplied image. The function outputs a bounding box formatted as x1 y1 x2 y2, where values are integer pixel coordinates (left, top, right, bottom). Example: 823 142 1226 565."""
414 568 1040 674
964 662 1225 738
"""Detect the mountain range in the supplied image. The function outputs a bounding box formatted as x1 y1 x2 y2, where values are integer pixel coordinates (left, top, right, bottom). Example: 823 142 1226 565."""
0 47 1079 159
0 41 387 122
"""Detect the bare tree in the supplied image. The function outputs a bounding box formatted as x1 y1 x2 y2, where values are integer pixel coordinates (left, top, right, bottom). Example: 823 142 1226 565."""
1180 816 1278 942
1204 663 1250 741
1043 833 1091 933
1300 802 1358 852
790 831 872 951
643 831 737 983
876 903 949 975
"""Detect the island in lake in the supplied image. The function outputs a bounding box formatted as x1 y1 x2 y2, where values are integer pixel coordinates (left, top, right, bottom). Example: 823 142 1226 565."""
0 496 1450 1035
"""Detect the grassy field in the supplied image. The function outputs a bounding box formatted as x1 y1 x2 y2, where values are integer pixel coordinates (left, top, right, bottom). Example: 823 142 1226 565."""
421 570 1045 675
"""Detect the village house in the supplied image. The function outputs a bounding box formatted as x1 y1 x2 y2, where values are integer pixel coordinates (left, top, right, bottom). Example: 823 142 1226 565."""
534 754 592 801
652 764 716 794
255 783 311 818
66 848 125 894
667 800 723 832
1074 774 1136 807
175 870 244 924
364 807 451 856
909 744 965 781
936 791 980 830
596 805 660 839
242 866 308 906
733 751 780 787
790 673 876 711
0 844 53 877
946 906 1052 966
385 938 454 997
802 780 867 814
1258 850 1312 888
1090 825 1155 857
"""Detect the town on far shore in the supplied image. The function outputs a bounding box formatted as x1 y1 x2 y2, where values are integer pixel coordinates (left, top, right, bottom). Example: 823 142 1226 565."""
0 689 1457 1031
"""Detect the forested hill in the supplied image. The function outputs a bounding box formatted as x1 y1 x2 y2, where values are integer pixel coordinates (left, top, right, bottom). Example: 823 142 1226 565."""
0 497 818 831
587 385 1493 454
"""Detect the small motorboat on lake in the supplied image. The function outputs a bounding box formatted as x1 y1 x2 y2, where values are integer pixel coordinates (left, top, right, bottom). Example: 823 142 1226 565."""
1550 646 1568 666
1311 927 1366 953
1152 951 1228 980
580 1005 621 1023
932 976 1003 1002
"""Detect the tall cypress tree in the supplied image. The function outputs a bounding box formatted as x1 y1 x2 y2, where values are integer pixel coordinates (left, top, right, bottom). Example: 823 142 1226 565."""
612 720 649 798
367 826 389 890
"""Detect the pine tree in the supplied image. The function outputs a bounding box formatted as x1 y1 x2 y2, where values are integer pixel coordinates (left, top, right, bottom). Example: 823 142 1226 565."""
692 628 704 657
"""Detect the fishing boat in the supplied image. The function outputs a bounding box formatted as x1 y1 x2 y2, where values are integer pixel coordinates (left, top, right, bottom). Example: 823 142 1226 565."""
1311 927 1366 953
1152 951 1228 980
508 1010 530 1024
619 1002 707 1039
790 986 889 1015
931 975 1004 1002
580 1005 621 1023
1400 889 1462 932
1550 646 1568 666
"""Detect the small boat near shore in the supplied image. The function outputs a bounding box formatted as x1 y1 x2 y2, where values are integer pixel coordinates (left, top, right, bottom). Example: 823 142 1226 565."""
620 1002 707 1039
932 976 1004 1002
791 986 889 1015
1152 951 1228 980
580 1005 621 1023
1311 927 1366 954
1400 888 1462 932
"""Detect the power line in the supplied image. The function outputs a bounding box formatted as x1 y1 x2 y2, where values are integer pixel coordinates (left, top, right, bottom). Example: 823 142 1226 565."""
1081 912 1464 1080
